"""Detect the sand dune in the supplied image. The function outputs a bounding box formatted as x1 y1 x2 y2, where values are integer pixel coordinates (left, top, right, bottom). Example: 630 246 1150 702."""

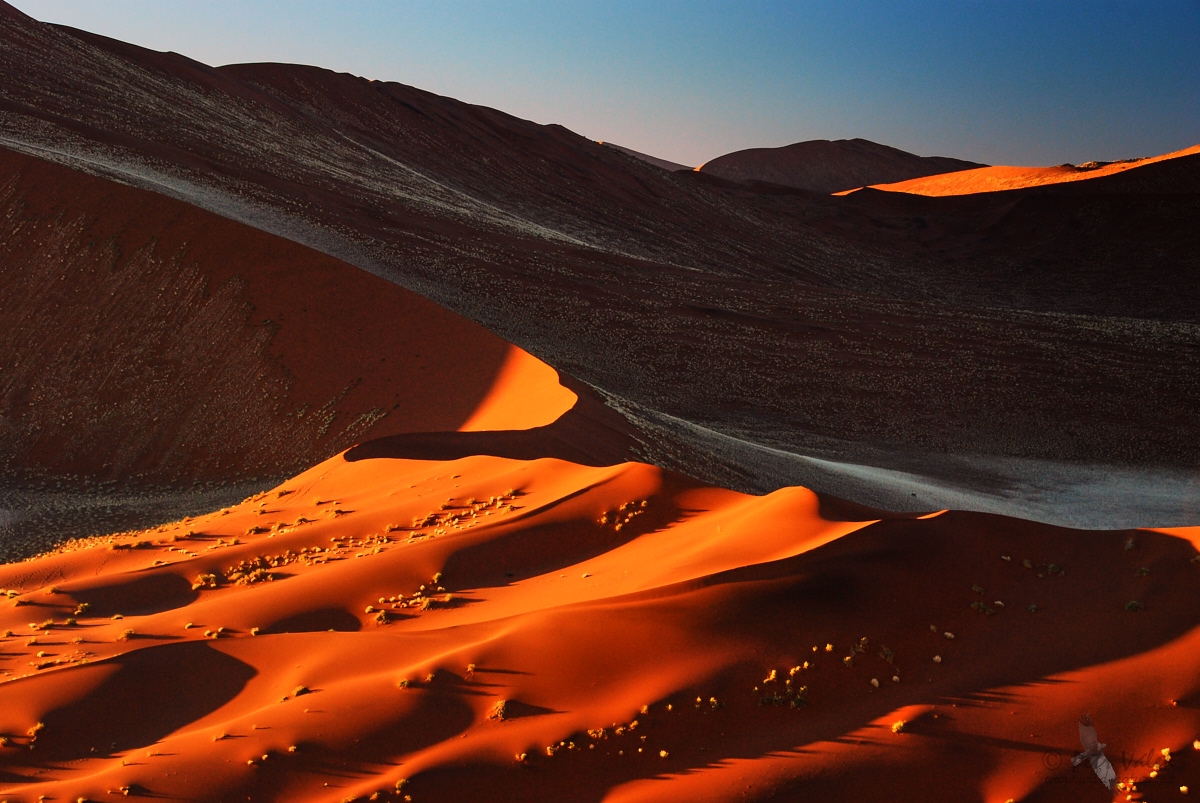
0 450 1196 802
699 138 983 194
0 4 1198 495
599 142 692 173
0 5 1198 801
863 143 1200 196
0 146 574 487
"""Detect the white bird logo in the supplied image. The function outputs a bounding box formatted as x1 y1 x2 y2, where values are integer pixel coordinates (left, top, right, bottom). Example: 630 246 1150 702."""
1072 713 1116 790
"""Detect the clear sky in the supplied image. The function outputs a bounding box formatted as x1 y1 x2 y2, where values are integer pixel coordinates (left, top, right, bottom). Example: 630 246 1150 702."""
12 0 1200 167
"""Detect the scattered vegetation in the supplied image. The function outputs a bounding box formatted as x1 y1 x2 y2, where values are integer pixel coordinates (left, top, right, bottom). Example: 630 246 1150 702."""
407 491 522 538
598 500 648 531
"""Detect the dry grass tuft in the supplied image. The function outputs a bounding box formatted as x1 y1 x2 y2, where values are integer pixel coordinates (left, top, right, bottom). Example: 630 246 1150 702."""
192 573 219 591
488 700 510 721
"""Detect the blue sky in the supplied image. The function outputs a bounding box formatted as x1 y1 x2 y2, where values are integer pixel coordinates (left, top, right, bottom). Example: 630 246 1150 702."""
14 1 1200 167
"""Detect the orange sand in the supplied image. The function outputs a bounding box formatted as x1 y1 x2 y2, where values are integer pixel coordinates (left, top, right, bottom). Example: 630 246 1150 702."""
849 143 1200 196
1 446 1196 802
458 345 576 432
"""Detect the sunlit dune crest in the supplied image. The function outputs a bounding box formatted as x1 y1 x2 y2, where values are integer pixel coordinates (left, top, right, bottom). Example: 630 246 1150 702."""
459 345 577 432
860 142 1200 196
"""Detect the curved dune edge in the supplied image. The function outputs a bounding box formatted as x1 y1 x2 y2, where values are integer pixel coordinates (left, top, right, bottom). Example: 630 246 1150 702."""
0 452 1196 802
458 345 578 432
1149 525 1200 553
840 142 1200 196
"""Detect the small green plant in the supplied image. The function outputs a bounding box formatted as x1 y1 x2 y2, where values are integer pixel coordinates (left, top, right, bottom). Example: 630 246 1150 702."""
1125 600 1143 612
1027 604 1040 613
1135 567 1150 577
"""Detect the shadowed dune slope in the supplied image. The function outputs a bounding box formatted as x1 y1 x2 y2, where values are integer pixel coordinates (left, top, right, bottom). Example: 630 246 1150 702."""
699 138 984 194
599 143 692 173
1 4 1198 494
867 143 1200 196
0 451 1196 802
0 146 576 485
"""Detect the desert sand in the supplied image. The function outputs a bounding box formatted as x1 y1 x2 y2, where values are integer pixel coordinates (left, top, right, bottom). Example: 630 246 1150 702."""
0 2 1198 801
2 5 1199 494
0 375 1197 800
857 143 1200 196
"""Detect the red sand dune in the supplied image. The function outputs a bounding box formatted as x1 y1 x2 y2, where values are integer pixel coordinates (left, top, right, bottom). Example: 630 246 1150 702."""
0 146 574 484
0 448 1196 802
0 5 1198 802
858 143 1200 196
2 4 1199 481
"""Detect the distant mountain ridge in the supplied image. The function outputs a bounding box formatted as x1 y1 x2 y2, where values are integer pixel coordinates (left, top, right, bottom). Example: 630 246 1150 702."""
699 137 985 194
